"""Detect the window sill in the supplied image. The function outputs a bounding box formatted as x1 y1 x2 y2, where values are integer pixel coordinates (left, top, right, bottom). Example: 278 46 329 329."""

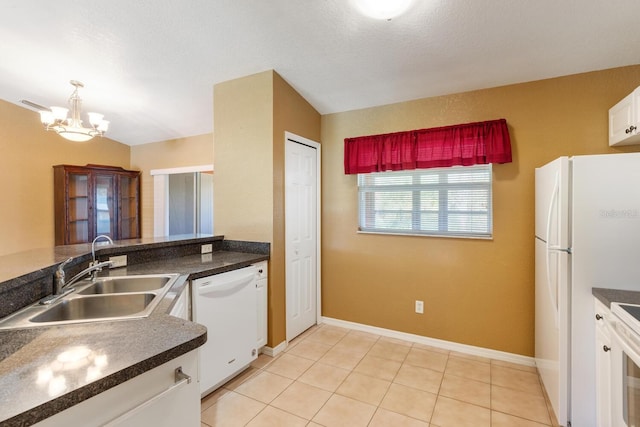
356 230 493 240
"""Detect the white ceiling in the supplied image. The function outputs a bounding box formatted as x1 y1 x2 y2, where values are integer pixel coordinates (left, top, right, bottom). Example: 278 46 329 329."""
1 0 640 146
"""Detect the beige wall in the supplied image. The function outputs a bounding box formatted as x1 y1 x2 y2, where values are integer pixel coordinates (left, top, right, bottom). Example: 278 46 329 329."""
321 65 640 356
213 71 274 243
0 99 212 254
214 70 321 346
130 133 214 238
0 99 130 256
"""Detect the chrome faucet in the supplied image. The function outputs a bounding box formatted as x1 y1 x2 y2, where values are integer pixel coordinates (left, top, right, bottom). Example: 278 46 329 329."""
64 260 114 289
91 235 114 265
54 257 74 295
45 253 114 305
43 236 115 305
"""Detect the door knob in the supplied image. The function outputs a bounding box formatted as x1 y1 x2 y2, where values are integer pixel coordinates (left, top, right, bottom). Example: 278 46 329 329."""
603 345 611 352
595 314 603 320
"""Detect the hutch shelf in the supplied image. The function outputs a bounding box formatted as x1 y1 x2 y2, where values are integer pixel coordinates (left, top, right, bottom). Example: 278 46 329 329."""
54 164 141 245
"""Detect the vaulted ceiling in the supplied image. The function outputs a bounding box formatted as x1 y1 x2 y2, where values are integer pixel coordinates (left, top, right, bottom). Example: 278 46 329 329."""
1 0 639 145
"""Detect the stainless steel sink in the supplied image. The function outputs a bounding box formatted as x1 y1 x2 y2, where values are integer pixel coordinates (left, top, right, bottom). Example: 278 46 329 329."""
77 276 171 295
30 293 156 323
0 274 180 329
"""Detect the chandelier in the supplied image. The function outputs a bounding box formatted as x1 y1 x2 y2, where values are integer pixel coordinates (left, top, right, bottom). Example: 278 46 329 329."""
39 80 109 142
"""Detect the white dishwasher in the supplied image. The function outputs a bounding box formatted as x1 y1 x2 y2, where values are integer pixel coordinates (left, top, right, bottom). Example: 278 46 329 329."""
193 265 259 396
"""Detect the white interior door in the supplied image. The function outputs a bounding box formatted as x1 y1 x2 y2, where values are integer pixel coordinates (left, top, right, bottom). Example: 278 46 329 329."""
285 134 320 342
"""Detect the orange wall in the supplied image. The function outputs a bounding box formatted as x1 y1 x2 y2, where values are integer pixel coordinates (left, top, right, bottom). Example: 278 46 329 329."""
0 99 130 256
272 72 322 346
321 65 640 356
130 133 214 238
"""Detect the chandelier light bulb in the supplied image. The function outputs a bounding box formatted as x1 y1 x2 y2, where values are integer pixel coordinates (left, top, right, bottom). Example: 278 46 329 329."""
87 112 104 127
39 111 54 126
50 106 69 121
97 120 109 132
351 0 414 20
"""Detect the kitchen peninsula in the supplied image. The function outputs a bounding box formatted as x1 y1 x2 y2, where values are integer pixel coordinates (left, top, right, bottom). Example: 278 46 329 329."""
0 235 269 426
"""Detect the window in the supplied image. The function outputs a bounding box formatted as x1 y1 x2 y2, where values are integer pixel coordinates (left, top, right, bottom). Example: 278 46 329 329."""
357 164 492 238
151 165 214 237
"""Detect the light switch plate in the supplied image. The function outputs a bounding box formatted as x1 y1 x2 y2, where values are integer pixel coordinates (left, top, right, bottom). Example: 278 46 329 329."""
201 244 213 254
109 255 128 268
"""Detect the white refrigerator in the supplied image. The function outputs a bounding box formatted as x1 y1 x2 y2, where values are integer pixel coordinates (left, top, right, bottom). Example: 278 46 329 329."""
535 153 640 427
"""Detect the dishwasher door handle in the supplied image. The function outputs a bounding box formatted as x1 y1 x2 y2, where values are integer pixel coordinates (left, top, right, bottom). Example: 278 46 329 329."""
197 273 255 296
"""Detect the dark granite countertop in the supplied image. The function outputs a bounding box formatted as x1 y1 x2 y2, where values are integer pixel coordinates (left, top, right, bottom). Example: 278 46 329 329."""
0 234 224 286
111 250 269 280
592 287 640 308
0 237 269 426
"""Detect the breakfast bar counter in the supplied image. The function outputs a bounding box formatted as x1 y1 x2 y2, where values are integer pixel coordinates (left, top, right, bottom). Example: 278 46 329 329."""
0 235 269 426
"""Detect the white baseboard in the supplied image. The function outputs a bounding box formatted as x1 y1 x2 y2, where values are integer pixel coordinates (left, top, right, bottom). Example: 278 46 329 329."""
321 316 536 367
261 340 287 357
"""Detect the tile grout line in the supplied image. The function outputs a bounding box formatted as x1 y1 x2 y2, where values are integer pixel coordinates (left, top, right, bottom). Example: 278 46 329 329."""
428 350 451 426
240 325 325 426
361 335 403 426
304 326 357 426
268 324 351 426
489 359 493 427
295 327 343 425
332 328 380 426
201 330 309 426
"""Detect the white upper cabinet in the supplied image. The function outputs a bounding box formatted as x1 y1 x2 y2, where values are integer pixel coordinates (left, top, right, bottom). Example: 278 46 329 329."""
609 87 640 146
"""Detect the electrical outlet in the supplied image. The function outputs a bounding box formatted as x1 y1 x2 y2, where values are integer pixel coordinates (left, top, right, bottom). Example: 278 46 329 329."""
201 244 213 254
415 300 424 314
109 255 127 268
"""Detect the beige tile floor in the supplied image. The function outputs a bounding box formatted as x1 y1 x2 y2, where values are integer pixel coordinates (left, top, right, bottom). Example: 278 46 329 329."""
200 324 560 427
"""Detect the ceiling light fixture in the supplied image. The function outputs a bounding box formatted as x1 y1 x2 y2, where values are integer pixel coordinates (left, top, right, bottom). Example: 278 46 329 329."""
351 0 414 20
39 80 109 142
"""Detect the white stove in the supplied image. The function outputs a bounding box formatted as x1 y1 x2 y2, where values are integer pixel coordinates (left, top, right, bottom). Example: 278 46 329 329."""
610 302 640 427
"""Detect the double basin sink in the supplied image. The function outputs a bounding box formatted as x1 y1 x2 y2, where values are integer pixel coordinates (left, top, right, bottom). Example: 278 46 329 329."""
0 274 180 329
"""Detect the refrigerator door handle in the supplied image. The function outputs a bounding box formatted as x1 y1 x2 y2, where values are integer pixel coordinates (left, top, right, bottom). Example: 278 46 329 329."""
548 246 571 254
545 172 558 248
545 172 560 328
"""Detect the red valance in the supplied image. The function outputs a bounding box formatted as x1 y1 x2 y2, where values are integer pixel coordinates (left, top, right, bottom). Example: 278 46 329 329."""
344 119 512 174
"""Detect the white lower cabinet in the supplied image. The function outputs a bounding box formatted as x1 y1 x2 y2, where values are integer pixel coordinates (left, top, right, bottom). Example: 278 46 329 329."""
594 298 612 427
255 261 268 349
35 350 200 427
